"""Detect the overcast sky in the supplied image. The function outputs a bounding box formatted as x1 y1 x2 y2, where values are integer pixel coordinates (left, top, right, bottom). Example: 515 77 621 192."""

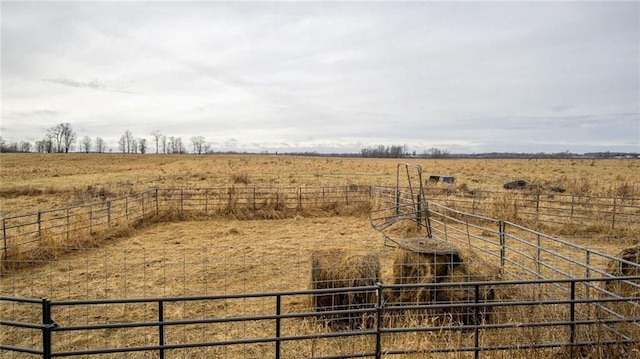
1 1 639 154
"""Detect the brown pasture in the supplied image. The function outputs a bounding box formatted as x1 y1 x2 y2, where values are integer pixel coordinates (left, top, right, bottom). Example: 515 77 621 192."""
1 153 639 358
1 153 639 217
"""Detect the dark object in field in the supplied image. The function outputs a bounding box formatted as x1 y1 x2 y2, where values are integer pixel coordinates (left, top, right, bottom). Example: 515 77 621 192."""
503 180 528 190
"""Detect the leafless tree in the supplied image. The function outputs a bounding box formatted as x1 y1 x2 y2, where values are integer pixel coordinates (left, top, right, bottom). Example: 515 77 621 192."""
36 135 54 153
19 141 32 152
191 136 207 154
80 136 92 153
138 138 148 154
94 137 107 153
151 130 162 154
160 135 167 154
119 130 135 153
47 122 76 153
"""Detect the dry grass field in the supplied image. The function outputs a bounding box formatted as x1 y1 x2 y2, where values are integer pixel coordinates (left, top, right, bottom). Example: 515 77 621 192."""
1 153 639 217
1 153 639 358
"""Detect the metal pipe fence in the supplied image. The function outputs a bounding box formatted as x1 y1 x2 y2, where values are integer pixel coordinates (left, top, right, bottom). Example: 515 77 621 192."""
1 277 639 359
424 187 640 230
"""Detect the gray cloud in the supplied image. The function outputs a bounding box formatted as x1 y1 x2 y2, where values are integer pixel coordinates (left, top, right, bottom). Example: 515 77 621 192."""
44 78 132 94
1 1 638 153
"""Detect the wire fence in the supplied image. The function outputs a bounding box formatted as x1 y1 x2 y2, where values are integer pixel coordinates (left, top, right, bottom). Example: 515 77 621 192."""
0 186 372 265
2 186 639 266
1 186 639 358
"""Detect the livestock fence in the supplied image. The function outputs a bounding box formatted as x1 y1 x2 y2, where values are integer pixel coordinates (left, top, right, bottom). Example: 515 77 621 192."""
1 185 639 265
2 276 638 359
1 186 639 358
423 187 640 230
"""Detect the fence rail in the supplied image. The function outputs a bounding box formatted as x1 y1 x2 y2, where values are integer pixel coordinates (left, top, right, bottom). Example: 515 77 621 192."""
2 276 639 359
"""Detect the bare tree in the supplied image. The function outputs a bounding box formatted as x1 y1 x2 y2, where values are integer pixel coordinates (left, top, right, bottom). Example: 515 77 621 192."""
19 141 32 152
175 137 185 154
138 138 148 154
94 137 107 153
80 136 92 153
118 135 126 153
191 136 206 154
151 130 162 154
46 122 76 153
160 135 167 154
36 135 54 153
61 124 76 153
119 130 135 153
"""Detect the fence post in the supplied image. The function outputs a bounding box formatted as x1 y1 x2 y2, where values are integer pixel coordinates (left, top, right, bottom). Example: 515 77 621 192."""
569 281 576 358
155 189 159 216
536 233 542 279
375 282 383 359
253 188 256 210
416 194 422 230
395 189 400 215
37 212 42 237
66 208 70 241
474 284 480 359
611 197 617 230
180 189 184 214
41 297 56 359
2 218 7 261
585 250 591 299
158 300 165 359
499 221 506 269
107 201 111 225
88 205 93 234
275 294 281 359
570 194 575 219
125 196 129 221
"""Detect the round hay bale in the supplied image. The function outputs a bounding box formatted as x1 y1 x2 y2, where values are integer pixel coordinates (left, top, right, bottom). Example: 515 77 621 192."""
396 238 464 280
433 253 500 326
603 244 640 297
391 249 434 304
601 244 640 322
310 248 380 330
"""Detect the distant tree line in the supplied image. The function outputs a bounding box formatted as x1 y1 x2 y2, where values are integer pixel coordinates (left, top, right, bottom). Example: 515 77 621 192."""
0 122 214 155
360 145 408 158
1 122 637 158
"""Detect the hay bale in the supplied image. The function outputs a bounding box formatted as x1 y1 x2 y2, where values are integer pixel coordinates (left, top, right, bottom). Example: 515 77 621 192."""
604 244 640 297
311 249 380 329
389 238 464 305
601 244 640 323
397 238 464 277
391 249 434 304
432 253 500 326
